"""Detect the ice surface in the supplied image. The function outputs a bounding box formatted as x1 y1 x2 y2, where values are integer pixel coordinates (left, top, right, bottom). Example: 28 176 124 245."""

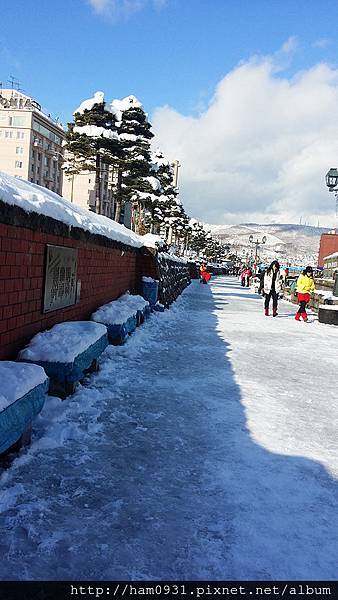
18 322 107 363
1 278 337 580
0 362 48 411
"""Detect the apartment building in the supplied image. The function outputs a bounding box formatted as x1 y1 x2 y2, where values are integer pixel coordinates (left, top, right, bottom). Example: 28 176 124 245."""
0 89 65 194
62 163 132 227
62 161 115 218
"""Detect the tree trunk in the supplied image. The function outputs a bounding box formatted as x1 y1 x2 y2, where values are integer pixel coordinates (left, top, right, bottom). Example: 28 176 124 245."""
114 167 123 223
95 153 101 214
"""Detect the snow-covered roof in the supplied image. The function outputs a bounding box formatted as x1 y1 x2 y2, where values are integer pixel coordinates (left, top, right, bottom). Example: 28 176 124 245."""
324 251 338 260
0 171 144 249
0 362 48 412
74 91 105 115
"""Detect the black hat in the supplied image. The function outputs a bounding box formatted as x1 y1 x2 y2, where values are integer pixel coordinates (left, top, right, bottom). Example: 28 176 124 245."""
305 266 313 274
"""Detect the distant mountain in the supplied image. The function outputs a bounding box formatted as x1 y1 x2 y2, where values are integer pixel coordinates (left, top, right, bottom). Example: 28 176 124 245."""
206 223 330 265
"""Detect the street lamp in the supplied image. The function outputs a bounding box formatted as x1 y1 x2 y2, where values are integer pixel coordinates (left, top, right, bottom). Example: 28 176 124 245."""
249 235 267 265
325 168 338 218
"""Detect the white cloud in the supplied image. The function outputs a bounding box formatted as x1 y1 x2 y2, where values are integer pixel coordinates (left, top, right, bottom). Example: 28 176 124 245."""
87 0 167 18
152 49 338 227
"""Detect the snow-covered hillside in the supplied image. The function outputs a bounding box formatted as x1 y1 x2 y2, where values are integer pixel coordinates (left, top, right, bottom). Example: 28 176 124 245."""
207 222 329 266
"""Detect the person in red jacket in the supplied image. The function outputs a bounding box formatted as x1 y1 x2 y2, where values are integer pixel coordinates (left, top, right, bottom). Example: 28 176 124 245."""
245 267 252 287
201 268 211 284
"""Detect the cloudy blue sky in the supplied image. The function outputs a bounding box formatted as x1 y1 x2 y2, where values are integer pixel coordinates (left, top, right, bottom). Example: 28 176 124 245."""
2 0 338 225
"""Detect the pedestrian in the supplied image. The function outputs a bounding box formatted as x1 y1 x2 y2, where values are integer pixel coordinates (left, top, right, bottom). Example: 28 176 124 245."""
263 260 281 317
199 262 206 283
258 268 266 295
295 266 315 322
201 267 211 284
240 267 246 287
245 266 252 287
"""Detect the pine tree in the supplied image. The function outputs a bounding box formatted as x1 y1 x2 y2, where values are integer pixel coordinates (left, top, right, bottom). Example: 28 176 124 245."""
111 95 154 232
64 91 121 215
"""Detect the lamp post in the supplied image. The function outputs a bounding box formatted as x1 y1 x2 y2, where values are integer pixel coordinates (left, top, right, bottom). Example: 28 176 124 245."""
249 234 267 266
325 167 338 219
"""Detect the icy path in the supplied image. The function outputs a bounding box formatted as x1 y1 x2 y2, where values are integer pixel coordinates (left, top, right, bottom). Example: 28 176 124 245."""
0 277 337 580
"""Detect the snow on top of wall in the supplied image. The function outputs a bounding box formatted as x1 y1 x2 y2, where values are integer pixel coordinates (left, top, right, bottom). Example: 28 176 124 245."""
319 304 338 311
92 293 149 326
0 171 144 249
74 91 105 115
19 322 107 363
140 233 165 249
158 252 188 264
0 362 48 412
74 125 119 140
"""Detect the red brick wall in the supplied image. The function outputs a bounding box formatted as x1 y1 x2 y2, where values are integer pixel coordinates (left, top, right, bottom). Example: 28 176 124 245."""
0 222 140 360
318 233 338 267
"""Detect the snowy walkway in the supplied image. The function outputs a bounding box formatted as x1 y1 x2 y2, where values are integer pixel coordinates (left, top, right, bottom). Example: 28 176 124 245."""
1 277 338 580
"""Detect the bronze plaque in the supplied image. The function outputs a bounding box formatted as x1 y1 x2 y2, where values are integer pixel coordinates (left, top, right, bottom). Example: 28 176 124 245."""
43 245 78 313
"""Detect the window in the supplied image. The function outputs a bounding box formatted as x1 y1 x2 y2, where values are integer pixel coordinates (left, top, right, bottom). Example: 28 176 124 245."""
37 153 41 161
17 131 24 139
15 161 23 168
31 164 34 172
16 147 24 155
5 131 13 139
9 116 26 127
32 119 62 145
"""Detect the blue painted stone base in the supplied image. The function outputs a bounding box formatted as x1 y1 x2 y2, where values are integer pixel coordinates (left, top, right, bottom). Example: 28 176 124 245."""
19 334 108 396
0 379 48 455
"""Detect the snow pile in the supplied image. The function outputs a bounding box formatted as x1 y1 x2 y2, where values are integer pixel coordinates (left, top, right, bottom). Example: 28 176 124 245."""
73 125 118 140
316 289 334 300
141 233 165 249
0 362 48 412
0 171 144 249
18 322 107 363
92 293 149 326
145 176 162 191
110 95 143 118
142 276 158 283
74 91 105 115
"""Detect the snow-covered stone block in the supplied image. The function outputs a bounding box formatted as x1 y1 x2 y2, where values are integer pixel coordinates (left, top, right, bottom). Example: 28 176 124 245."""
18 322 108 396
91 293 150 344
0 362 48 455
